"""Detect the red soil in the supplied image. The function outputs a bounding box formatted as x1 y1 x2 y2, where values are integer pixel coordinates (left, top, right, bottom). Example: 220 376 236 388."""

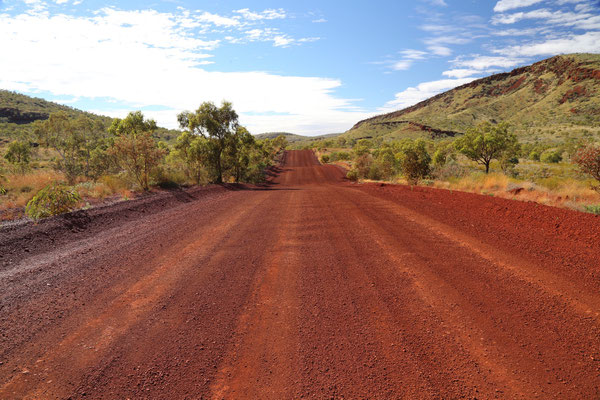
1 149 599 399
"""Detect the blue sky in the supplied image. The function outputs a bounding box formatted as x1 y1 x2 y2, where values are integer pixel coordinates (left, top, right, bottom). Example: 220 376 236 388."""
1 0 599 135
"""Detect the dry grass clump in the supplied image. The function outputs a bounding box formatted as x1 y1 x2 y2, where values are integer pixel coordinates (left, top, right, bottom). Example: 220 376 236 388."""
430 171 600 212
1 169 65 210
1 171 134 221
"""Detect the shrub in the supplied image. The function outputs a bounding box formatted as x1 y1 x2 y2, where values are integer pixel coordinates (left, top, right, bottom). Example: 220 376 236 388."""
584 204 600 215
320 154 330 164
574 145 600 190
25 183 81 220
346 169 359 181
4 140 32 174
529 150 541 161
333 151 351 161
398 139 431 185
541 150 562 163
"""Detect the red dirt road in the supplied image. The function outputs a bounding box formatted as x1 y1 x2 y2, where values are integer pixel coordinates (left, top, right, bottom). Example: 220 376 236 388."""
1 149 600 399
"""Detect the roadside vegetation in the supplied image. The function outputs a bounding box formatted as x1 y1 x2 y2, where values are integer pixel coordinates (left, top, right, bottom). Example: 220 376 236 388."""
309 121 600 214
0 101 286 221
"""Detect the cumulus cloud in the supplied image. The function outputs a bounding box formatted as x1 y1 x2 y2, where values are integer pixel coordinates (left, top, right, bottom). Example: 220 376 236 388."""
452 55 526 70
0 7 365 134
493 0 545 12
381 78 476 111
442 68 484 78
495 31 600 56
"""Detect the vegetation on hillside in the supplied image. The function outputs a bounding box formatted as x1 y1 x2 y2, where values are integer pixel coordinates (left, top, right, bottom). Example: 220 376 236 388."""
346 54 600 144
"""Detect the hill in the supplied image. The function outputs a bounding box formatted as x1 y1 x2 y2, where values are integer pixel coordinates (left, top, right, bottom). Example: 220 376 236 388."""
0 90 180 143
346 53 600 143
255 132 341 144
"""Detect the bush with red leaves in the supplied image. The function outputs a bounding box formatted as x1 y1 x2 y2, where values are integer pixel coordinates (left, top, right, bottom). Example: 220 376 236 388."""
574 145 600 191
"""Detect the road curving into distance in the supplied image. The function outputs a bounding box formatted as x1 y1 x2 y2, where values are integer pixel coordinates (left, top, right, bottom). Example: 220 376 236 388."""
1 149 599 399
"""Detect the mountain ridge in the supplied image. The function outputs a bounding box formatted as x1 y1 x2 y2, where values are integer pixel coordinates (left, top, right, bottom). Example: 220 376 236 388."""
347 53 600 143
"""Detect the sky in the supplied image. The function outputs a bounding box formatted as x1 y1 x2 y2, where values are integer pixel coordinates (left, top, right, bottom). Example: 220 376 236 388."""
1 0 599 135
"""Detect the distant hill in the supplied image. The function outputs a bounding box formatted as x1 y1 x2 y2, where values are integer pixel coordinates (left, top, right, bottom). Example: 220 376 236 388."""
0 90 180 143
255 132 341 144
345 53 600 143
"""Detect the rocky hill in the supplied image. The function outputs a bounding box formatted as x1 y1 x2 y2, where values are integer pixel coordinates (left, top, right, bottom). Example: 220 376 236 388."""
346 53 600 143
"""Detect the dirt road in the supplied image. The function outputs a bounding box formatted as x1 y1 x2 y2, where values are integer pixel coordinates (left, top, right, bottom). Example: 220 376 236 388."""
1 149 600 399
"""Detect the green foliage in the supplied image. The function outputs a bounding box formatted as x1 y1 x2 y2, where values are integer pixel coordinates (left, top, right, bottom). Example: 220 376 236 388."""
353 139 372 157
397 139 431 184
432 148 447 167
346 169 359 181
529 150 541 161
173 131 210 184
108 112 166 191
178 101 239 183
584 204 600 215
34 112 108 182
540 150 563 163
454 122 519 174
320 154 330 164
0 160 6 195
4 140 32 174
329 151 350 161
25 183 81 220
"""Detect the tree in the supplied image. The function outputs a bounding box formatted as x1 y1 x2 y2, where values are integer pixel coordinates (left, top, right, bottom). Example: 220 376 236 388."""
454 122 519 174
353 139 372 157
573 145 600 191
397 139 431 184
4 140 32 174
174 131 211 184
226 126 260 182
108 111 165 191
33 112 107 182
178 101 239 183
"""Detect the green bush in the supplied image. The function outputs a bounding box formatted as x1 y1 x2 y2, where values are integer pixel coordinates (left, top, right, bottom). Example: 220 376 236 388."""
529 150 541 161
320 154 330 164
584 204 600 215
346 169 359 181
541 150 562 163
398 139 431 184
25 183 82 220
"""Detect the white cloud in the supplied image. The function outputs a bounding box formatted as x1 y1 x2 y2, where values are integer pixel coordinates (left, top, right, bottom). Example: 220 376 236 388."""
428 45 452 56
442 68 483 78
312 18 327 23
493 0 545 12
492 7 600 29
452 55 526 70
374 49 428 72
238 27 318 47
0 7 363 134
495 31 600 56
196 11 240 27
381 78 476 111
422 0 448 6
234 8 286 21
